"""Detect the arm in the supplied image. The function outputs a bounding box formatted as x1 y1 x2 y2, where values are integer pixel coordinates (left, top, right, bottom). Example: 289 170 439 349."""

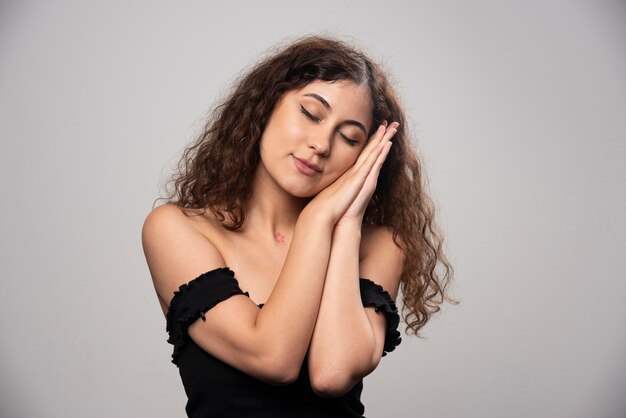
142 203 334 385
307 222 404 397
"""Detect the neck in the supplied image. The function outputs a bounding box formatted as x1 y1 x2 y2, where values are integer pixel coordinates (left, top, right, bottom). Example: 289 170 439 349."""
240 164 311 245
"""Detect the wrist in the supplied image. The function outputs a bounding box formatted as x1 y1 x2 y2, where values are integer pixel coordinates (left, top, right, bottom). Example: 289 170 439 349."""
299 206 335 231
334 218 363 235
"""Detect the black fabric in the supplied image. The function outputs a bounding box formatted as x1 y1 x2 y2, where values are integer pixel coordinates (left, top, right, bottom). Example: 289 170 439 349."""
358 277 403 357
165 267 402 418
166 267 250 366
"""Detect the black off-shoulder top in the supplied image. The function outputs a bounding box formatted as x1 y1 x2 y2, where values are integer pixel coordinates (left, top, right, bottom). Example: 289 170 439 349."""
165 267 402 418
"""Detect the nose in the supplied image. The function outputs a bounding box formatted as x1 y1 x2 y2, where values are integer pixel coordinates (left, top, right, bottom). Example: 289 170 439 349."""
308 131 331 157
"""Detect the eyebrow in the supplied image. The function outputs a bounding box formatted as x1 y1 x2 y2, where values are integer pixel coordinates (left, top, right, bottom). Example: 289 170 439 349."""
303 93 368 136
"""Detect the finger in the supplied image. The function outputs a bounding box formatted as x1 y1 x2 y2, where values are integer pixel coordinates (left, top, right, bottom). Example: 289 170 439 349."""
359 141 392 197
359 135 388 177
381 122 399 143
353 120 398 172
337 135 390 210
372 140 392 173
372 121 398 148
354 123 386 167
343 135 386 192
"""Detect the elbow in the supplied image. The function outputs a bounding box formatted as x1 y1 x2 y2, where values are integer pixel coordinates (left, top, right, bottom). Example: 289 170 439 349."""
310 352 378 397
262 352 302 386
310 369 356 398
309 348 377 397
253 326 308 386
266 367 299 386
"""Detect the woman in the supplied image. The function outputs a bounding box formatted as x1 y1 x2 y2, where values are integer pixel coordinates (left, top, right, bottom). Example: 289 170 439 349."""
142 35 455 417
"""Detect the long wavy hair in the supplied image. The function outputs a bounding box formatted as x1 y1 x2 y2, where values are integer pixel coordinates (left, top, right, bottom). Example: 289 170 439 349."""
154 34 458 336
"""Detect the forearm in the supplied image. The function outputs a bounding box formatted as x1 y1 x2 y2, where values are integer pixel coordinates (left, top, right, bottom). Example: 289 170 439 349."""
255 209 335 375
307 220 377 390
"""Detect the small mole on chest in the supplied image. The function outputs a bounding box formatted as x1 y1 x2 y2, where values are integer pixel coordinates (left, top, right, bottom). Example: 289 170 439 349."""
274 232 285 243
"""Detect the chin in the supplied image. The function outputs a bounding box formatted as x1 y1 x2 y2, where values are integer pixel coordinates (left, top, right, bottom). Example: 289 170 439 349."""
286 187 319 199
280 179 323 199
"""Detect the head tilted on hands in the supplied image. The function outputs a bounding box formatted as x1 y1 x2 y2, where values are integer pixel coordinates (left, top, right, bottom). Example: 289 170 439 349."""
158 34 456 336
258 78 374 200
161 35 409 226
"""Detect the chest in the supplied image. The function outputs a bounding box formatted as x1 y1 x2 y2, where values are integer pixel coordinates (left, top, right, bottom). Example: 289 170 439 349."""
221 239 286 306
192 225 288 305
192 214 374 306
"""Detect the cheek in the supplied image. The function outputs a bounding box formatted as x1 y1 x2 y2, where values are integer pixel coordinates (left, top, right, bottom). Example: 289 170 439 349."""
265 118 304 152
284 116 307 143
323 153 359 184
337 150 361 171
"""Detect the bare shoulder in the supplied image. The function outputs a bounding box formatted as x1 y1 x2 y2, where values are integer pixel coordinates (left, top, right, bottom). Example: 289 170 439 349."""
358 224 405 370
141 203 227 266
360 224 401 256
144 203 219 229
141 203 228 316
359 224 405 301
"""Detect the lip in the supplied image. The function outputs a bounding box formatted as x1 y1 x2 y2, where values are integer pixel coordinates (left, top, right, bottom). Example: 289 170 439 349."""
293 156 322 176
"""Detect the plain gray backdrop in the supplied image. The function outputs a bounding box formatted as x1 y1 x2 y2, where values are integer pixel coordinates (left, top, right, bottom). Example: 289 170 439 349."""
1 1 624 417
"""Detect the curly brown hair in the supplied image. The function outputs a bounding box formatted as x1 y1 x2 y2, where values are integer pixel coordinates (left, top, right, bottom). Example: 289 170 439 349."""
153 34 458 336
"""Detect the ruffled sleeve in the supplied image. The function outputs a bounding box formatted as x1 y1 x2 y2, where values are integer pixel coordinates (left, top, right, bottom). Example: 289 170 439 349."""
359 278 402 357
165 267 250 366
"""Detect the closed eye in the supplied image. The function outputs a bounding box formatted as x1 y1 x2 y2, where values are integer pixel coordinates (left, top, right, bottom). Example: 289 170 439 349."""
300 105 321 123
338 132 359 147
300 104 359 147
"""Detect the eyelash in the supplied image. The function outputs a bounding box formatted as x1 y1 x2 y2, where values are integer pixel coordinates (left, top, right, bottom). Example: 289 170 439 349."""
299 105 359 147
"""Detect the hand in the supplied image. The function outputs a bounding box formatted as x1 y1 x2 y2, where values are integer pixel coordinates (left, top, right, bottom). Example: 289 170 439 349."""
337 121 399 227
302 120 398 226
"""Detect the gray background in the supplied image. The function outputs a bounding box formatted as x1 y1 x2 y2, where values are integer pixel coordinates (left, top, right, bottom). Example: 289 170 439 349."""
1 1 624 417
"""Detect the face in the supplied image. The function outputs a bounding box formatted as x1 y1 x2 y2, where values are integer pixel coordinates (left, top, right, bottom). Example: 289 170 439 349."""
257 79 374 198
